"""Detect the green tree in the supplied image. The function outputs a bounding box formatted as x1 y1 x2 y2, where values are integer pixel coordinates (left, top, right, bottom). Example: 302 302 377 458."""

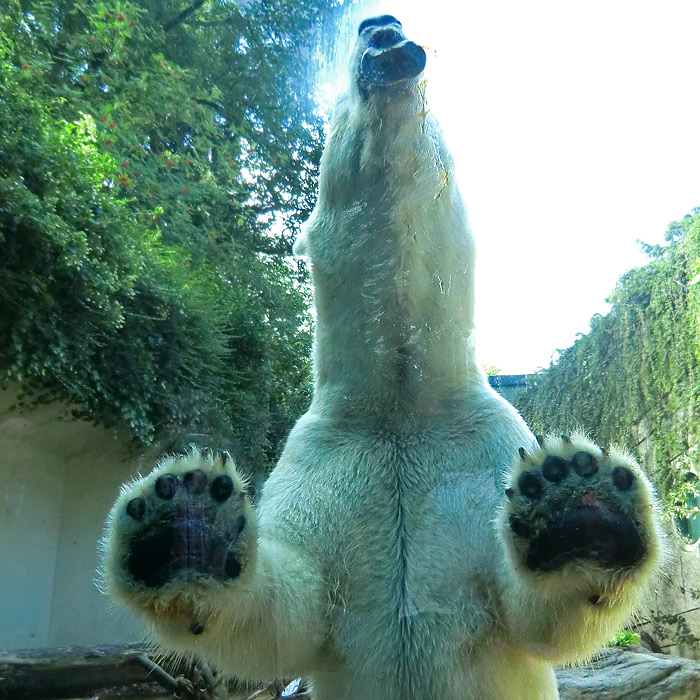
0 0 355 475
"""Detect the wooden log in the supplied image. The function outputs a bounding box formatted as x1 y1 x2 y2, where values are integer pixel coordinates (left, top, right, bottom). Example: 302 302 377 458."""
0 644 181 700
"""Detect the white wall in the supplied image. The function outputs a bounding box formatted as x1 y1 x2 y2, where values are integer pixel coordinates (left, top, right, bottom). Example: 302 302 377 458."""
0 440 64 648
0 388 153 649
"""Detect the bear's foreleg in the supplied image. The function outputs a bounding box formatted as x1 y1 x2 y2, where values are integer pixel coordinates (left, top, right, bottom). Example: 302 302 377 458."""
102 449 326 679
497 433 662 663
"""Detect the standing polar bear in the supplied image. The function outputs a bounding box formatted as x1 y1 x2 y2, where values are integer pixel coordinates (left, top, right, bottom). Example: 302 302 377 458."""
103 16 662 700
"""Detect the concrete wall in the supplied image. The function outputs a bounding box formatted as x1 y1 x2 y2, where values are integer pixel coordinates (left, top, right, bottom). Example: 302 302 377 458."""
0 388 154 649
0 442 64 648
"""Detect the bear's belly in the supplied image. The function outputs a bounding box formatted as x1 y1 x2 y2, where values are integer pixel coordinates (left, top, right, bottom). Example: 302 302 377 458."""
261 403 535 691
321 466 501 693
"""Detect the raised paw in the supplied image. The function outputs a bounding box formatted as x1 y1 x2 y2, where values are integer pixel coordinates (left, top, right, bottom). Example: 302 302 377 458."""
103 448 256 595
502 434 661 576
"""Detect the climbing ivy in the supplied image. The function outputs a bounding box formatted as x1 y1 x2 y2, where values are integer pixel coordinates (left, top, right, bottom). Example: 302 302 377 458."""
515 208 700 508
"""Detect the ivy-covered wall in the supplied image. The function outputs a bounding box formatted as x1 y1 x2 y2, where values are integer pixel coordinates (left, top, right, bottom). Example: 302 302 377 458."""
515 208 700 509
514 209 700 652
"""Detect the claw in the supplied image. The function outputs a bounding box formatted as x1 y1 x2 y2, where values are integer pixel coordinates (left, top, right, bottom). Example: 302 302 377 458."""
535 434 545 448
561 434 572 444
505 487 515 501
601 447 609 457
518 447 529 461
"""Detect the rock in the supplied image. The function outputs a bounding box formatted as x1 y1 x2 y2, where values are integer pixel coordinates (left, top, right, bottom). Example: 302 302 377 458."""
557 647 700 700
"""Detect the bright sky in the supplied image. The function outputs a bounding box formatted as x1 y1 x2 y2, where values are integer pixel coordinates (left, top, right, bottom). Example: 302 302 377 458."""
326 1 700 374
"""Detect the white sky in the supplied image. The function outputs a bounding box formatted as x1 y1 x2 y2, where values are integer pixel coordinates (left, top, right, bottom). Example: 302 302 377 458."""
329 1 700 374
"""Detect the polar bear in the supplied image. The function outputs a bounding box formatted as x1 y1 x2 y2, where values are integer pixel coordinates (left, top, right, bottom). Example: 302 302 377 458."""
102 16 662 700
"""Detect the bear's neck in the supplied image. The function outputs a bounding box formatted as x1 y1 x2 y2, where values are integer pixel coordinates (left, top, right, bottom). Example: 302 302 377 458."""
308 91 483 425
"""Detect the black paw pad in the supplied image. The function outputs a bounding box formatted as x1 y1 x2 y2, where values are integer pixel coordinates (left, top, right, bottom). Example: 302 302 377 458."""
128 523 178 587
224 554 241 579
210 474 234 502
183 469 207 494
126 497 146 520
612 466 635 491
155 474 178 500
509 515 531 538
518 471 543 499
126 514 246 588
542 456 568 482
526 506 645 571
572 451 598 477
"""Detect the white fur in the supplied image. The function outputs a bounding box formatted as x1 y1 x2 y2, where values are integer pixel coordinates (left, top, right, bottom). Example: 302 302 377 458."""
102 26 662 700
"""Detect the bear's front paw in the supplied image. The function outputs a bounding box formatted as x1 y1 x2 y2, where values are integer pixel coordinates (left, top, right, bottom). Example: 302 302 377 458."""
502 434 660 577
103 449 256 597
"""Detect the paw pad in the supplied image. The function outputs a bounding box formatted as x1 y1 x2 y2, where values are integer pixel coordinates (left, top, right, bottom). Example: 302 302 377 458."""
211 475 234 502
517 471 543 499
504 435 654 573
126 497 146 520
117 450 252 589
155 473 178 500
183 469 208 494
542 456 567 482
572 451 598 477
612 466 635 491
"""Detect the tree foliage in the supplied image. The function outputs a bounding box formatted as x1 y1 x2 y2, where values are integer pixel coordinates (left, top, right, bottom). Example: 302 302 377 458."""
515 209 700 505
0 0 353 474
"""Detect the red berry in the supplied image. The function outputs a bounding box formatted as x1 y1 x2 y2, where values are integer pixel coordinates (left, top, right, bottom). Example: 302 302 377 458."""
121 161 129 167
100 114 108 122
180 187 189 194
21 64 30 70
109 121 116 129
185 158 192 165
80 75 88 83
117 13 125 21
166 159 174 167
129 20 136 27
134 170 141 177
228 162 234 168
88 36 96 43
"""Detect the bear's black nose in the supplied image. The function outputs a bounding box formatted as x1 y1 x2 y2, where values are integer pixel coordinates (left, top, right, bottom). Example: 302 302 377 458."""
358 15 401 35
